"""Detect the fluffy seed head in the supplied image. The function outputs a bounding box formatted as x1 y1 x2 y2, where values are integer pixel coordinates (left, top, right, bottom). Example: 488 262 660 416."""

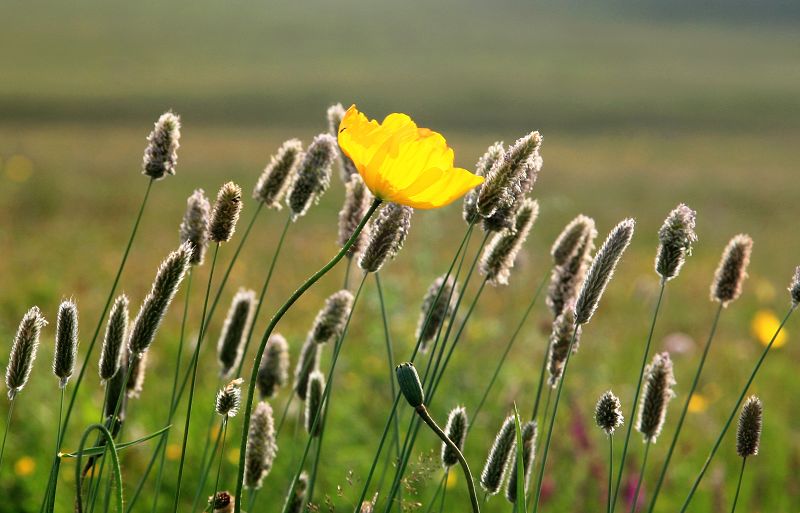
99 295 129 382
253 139 304 208
655 204 697 282
416 275 459 352
790 266 800 307
327 104 359 183
480 414 517 495
396 362 425 408
309 290 354 345
338 175 374 258
294 338 320 400
463 142 504 224
505 421 537 503
217 289 257 378
551 215 597 266
53 300 79 388
104 353 127 422
547 223 597 317
305 370 325 437
216 378 243 417
5 306 47 399
736 396 762 457
285 472 309 513
441 406 468 468
574 218 635 324
711 234 753 306
209 182 243 243
244 401 278 489
479 199 539 286
636 352 676 443
127 243 192 355
257 334 290 399
126 349 148 399
547 308 581 387
142 111 181 180
359 203 413 273
286 133 337 220
595 391 624 435
180 189 211 265
476 132 542 221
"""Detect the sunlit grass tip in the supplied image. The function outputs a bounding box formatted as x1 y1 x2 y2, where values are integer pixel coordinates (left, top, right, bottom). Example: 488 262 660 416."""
180 188 211 266
338 175 374 258
327 103 359 183
480 198 539 286
305 370 325 437
547 307 582 387
359 202 413 273
257 334 290 399
791 266 800 307
53 299 79 388
480 414 516 495
218 288 258 378
244 400 277 490
636 352 676 443
5 306 47 400
286 133 337 220
285 471 309 513
441 406 468 468
294 338 320 401
551 214 597 267
209 182 243 244
710 234 753 306
126 348 148 399
309 290 355 345
142 111 181 180
253 138 304 208
216 378 243 418
417 275 459 352
547 217 597 317
595 390 624 435
505 420 537 503
99 294 129 382
655 203 697 282
463 141 504 224
736 396 762 457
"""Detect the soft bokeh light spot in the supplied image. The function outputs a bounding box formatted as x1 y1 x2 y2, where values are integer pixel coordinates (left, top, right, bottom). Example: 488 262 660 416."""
15 456 36 476
166 443 182 461
751 309 787 348
445 469 458 489
5 154 34 182
688 394 708 413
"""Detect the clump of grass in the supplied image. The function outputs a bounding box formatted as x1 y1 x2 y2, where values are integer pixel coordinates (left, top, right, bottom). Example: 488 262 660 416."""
480 414 516 496
257 334 290 399
479 198 539 286
286 133 337 220
98 295 128 383
416 275 459 352
53 300 79 389
710 234 753 306
142 111 181 180
253 139 304 208
359 203 413 273
180 189 211 266
209 182 243 244
217 289 257 379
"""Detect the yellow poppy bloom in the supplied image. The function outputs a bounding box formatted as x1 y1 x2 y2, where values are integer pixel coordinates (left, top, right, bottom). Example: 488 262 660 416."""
751 309 787 348
337 106 484 209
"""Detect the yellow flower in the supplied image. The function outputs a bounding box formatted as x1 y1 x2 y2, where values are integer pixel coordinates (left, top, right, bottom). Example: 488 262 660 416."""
15 456 36 476
445 470 458 489
688 394 709 413
337 106 483 209
751 309 787 348
166 443 182 461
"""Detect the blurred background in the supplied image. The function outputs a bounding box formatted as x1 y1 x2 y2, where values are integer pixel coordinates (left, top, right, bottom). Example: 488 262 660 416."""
1 1 799 511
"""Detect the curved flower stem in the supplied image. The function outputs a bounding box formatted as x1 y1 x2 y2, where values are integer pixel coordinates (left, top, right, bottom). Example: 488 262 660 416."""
234 198 382 513
678 304 795 513
74 424 122 513
0 398 16 471
209 418 228 513
414 406 480 513
610 281 666 513
628 441 651 513
647 303 723 512
729 458 746 513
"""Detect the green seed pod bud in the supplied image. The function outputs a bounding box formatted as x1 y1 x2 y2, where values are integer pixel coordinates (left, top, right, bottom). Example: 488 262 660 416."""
142 111 181 180
480 414 516 495
53 299 79 388
396 362 425 409
710 234 753 306
253 139 303 208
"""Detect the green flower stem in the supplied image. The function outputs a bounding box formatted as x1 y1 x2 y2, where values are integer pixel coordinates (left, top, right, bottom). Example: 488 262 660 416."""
607 435 613 513
235 198 382 513
209 418 229 513
74 424 122 513
375 274 402 462
191 419 225 512
729 457 746 513
628 441 651 513
0 398 15 472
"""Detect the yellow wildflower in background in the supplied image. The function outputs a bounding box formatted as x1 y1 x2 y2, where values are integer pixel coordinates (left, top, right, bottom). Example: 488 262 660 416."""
15 456 35 476
751 309 787 348
445 470 458 489
166 443 182 461
688 394 709 413
337 105 483 209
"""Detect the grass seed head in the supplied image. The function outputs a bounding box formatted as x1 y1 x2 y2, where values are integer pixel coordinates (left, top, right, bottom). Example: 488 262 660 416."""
5 306 47 399
294 338 320 400
595 390 624 435
547 224 597 317
216 378 243 418
244 400 277 489
142 111 180 180
636 352 676 443
480 198 539 286
790 266 800 307
547 307 581 387
441 406 468 468
463 141 504 224
53 299 79 388
257 334 290 399
480 414 517 495
327 103 359 183
551 215 597 266
655 203 697 282
416 275 459 352
359 203 413 273
338 175 374 258
253 139 304 208
125 349 148 399
285 472 309 513
209 182 243 243
305 370 325 437
180 189 211 265
711 234 753 306
736 395 763 457
99 294 129 382
505 420 537 503
310 290 354 345
286 133 337 220
217 289 257 378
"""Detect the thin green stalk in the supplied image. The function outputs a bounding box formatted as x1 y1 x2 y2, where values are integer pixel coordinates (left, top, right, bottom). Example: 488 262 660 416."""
607 436 614 513
678 304 796 513
439 470 449 513
344 256 353 289
0 398 15 472
74 425 123 513
422 473 446 513
191 421 225 513
375 274 402 461
275 393 294 437
190 382 223 509
210 418 229 513
610 281 666 513
528 344 549 422
525 387 552 513
628 441 651 513
647 303 724 512
729 458 746 513
236 198 382 513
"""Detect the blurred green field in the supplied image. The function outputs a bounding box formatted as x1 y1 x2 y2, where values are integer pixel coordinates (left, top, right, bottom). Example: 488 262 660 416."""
1 1 799 512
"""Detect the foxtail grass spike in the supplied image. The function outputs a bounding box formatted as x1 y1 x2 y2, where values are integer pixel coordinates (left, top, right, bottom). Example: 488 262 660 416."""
636 352 676 443
480 414 516 495
5 306 47 399
547 221 597 317
595 391 624 435
417 275 459 352
442 406 468 468
480 198 539 286
294 338 320 400
286 133 337 220
655 203 697 282
216 378 243 418
327 104 359 183
209 182 243 243
305 370 325 436
790 266 800 307
736 396 762 457
244 401 277 489
338 175 374 258
574 218 635 324
505 420 537 503
396 362 425 408
142 111 181 180
126 349 148 399
551 214 596 266
211 491 234 513
285 472 308 513
253 139 304 208
463 141 504 224
547 307 581 387
710 234 753 306
482 147 543 233
99 294 128 382
218 289 257 378
257 334 289 399
105 352 127 422
309 290 354 345
359 202 413 273
53 299 79 388
476 132 542 221
180 188 211 265
127 242 192 355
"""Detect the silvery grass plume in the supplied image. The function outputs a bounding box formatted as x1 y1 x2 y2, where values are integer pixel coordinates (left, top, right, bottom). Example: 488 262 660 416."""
574 218 635 325
209 182 243 244
217 289 257 378
595 391 624 435
736 396 762 457
396 362 425 409
791 266 800 307
216 378 243 418
142 111 181 180
305 370 325 436
479 198 539 286
505 420 537 503
359 202 413 273
5 307 47 399
99 294 128 382
285 472 309 513
53 299 79 388
547 216 597 317
257 334 289 399
636 352 676 443
294 338 320 400
463 142 504 224
105 354 127 422
180 189 211 266
126 348 148 399
286 133 337 220
711 234 753 306
547 307 581 387
359 495 378 513
253 139 304 208
417 275 459 352
327 103 359 183
127 242 192 355
480 414 516 495
244 401 278 490
483 152 542 233
338 175 373 258
442 406 468 468
655 203 697 282
309 290 354 345
211 491 234 513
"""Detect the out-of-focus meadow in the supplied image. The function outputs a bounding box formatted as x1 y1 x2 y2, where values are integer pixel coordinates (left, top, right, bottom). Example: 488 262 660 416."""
1 1 799 511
